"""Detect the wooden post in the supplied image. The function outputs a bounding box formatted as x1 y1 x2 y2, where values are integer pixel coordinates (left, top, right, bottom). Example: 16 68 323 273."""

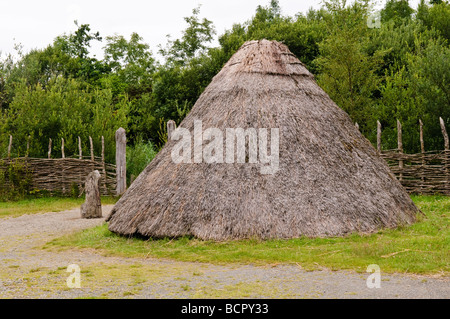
397 120 403 182
419 119 425 192
419 120 425 155
115 128 127 195
26 136 30 158
101 136 107 194
61 138 66 193
78 136 82 159
167 120 176 141
77 136 83 192
419 119 426 194
89 136 94 161
48 138 52 159
441 117 449 150
440 117 449 193
377 121 382 154
7 135 12 159
61 138 65 159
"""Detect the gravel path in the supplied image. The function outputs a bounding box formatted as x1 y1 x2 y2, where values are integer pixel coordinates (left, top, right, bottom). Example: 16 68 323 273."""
0 207 448 299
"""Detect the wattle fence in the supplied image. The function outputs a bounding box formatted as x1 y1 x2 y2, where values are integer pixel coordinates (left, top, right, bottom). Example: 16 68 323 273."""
0 129 127 197
1 157 117 196
375 117 450 195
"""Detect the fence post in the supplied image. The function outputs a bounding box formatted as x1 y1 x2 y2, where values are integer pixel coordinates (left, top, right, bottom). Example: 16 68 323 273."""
101 136 108 194
61 138 65 159
441 117 449 150
167 120 176 141
48 138 52 159
419 119 425 192
61 138 66 193
377 121 382 154
89 136 94 161
78 136 82 159
397 120 403 182
115 128 127 196
355 122 359 131
440 117 449 193
7 135 12 159
26 136 30 158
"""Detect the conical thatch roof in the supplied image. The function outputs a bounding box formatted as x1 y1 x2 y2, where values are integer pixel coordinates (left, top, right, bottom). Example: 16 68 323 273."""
107 39 419 240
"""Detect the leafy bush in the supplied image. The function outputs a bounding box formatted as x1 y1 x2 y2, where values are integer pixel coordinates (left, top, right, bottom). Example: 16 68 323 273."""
0 159 33 201
126 139 158 184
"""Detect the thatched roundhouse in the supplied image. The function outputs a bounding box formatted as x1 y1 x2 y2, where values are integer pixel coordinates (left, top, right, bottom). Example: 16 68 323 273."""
107 39 419 240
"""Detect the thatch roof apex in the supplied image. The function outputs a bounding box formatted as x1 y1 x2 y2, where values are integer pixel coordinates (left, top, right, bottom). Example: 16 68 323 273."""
222 39 313 77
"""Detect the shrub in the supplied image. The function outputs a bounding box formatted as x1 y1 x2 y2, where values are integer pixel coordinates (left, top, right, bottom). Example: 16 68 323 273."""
126 139 158 185
0 159 33 201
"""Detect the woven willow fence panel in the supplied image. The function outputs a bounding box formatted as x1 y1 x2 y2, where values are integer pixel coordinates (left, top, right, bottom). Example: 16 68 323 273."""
0 157 116 196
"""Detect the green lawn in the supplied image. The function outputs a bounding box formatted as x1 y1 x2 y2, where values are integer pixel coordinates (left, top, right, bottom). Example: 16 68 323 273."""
0 196 118 219
45 195 449 275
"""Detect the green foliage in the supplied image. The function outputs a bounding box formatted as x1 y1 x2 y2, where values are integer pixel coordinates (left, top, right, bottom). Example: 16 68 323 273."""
2 77 128 162
158 6 216 67
0 159 33 201
417 0 450 42
381 0 414 24
315 1 387 133
126 138 158 184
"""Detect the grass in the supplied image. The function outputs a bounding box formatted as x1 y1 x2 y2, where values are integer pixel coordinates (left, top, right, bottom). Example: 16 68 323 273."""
0 196 118 219
44 195 450 275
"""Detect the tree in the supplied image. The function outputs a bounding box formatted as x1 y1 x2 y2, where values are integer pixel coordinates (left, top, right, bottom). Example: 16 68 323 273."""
159 6 216 67
315 0 386 132
417 0 450 42
3 77 128 162
381 0 414 24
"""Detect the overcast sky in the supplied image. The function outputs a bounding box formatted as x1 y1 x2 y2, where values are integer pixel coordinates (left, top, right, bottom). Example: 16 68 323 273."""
0 0 423 61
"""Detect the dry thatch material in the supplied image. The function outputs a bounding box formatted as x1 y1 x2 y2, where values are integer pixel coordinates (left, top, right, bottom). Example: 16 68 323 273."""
107 39 419 240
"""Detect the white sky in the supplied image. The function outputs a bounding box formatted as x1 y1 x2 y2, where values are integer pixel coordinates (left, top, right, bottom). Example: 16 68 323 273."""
0 0 423 61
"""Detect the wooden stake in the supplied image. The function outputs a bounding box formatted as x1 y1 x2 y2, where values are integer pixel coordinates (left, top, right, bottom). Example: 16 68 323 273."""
115 128 127 195
48 138 52 159
7 135 12 159
397 120 403 181
440 117 449 150
377 121 382 154
419 120 425 154
101 136 107 193
61 138 65 158
419 119 425 192
441 117 449 192
89 136 94 161
78 136 82 159
26 135 30 158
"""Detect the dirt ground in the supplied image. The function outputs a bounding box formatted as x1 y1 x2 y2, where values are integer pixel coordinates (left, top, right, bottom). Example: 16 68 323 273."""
0 206 448 299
